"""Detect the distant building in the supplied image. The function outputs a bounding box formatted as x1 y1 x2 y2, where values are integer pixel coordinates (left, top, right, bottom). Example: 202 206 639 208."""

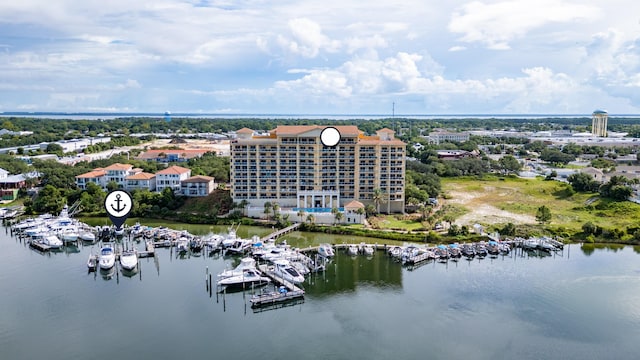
436 150 478 160
181 175 215 197
427 130 470 145
592 109 608 137
136 149 209 162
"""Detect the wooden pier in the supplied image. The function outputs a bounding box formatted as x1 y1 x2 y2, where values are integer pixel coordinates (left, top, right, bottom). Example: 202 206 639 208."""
137 241 155 258
29 241 51 252
260 223 301 242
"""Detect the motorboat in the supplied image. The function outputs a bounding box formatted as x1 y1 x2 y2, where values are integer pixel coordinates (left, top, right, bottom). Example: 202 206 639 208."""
225 238 253 255
113 226 125 237
361 244 375 256
176 237 189 254
79 230 96 243
119 249 138 270
217 265 270 289
218 257 260 279
221 229 239 248
189 237 203 252
87 254 97 271
448 243 462 258
99 245 116 270
317 243 335 258
487 241 500 256
42 234 63 249
435 245 449 260
347 244 359 256
461 244 476 258
272 259 305 284
474 242 488 257
58 227 79 243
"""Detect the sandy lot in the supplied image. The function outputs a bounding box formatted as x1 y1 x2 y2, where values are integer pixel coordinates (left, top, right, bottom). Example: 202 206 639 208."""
446 188 536 226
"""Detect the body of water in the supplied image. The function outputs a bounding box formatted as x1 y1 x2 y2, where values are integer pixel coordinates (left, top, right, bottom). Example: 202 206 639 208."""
1 225 639 360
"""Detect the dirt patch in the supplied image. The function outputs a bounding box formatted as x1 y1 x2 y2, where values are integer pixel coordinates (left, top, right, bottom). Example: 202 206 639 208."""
447 189 535 226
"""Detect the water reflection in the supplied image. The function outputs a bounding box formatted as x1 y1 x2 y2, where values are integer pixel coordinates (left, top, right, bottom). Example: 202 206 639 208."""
305 251 402 297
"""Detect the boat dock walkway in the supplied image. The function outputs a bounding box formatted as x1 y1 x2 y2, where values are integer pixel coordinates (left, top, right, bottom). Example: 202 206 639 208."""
260 223 301 242
257 264 304 293
253 263 305 307
298 243 389 253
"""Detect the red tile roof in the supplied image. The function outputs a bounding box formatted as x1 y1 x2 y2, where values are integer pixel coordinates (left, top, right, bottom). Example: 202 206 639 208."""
75 170 106 179
103 163 133 171
126 172 156 180
181 175 214 183
156 165 191 175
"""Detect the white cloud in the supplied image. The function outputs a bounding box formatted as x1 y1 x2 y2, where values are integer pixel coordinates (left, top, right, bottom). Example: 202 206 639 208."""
449 0 600 49
275 18 341 58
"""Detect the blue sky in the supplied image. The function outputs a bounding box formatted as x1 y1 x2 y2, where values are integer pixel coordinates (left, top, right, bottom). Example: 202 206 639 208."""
1 0 640 115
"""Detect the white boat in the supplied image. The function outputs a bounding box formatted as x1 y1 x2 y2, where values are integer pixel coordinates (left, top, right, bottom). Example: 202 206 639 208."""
347 244 359 256
59 227 79 243
99 245 116 270
318 243 335 258
218 257 260 279
176 237 189 254
79 231 96 243
272 259 305 284
362 244 375 256
217 267 270 287
119 250 138 270
113 226 125 237
87 254 97 271
42 234 63 249
221 229 239 248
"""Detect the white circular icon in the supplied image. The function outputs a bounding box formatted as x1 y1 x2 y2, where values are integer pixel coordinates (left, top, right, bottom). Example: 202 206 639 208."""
104 190 133 218
320 127 341 147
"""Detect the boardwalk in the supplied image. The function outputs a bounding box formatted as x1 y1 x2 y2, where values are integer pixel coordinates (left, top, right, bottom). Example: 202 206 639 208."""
260 223 301 242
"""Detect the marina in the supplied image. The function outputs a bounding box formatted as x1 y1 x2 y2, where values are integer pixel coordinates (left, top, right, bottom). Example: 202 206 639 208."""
1 217 640 360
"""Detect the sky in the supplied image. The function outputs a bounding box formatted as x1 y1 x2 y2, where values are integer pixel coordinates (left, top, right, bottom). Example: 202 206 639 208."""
1 0 640 115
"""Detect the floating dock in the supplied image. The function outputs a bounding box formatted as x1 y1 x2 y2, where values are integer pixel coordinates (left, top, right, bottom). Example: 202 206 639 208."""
252 263 305 307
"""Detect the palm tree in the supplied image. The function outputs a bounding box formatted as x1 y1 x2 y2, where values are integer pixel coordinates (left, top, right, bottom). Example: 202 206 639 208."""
272 203 280 221
364 204 376 218
263 201 272 220
306 213 315 225
333 211 343 226
372 188 383 214
239 199 249 216
297 208 306 222
355 207 365 224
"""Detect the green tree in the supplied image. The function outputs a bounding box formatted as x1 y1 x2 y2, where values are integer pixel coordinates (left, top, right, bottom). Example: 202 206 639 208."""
498 155 521 174
372 188 383 214
567 172 600 192
535 205 552 224
31 184 65 214
355 207 365 223
306 213 315 225
263 201 272 220
333 210 343 226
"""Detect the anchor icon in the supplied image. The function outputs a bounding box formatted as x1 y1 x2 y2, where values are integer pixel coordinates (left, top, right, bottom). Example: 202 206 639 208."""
111 193 126 213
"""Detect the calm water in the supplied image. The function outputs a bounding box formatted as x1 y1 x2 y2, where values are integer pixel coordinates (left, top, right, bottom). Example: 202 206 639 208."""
1 226 639 360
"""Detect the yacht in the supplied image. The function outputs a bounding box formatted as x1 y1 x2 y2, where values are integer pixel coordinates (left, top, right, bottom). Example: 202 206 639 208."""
42 234 63 249
272 259 305 284
217 264 270 287
361 244 375 256
317 243 335 258
218 257 261 279
347 244 359 256
79 230 96 243
176 237 189 254
119 249 138 270
99 245 116 270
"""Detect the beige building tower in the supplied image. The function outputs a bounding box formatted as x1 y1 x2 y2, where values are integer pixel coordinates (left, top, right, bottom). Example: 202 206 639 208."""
591 109 608 137
230 125 406 213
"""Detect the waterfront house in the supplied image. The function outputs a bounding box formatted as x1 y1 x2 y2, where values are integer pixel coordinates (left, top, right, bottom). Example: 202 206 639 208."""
344 200 365 224
103 163 138 188
156 166 191 194
180 175 215 197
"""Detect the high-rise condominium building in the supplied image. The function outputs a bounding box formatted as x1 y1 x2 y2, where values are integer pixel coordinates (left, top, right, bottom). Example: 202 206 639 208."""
230 125 406 213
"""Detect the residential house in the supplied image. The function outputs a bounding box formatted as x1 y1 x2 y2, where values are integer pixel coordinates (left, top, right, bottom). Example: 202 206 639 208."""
75 169 107 190
125 172 157 191
156 166 191 194
103 163 137 188
181 175 215 197
344 200 365 224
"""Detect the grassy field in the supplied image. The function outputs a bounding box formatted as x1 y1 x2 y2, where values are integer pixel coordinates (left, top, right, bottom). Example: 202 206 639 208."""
442 176 640 237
